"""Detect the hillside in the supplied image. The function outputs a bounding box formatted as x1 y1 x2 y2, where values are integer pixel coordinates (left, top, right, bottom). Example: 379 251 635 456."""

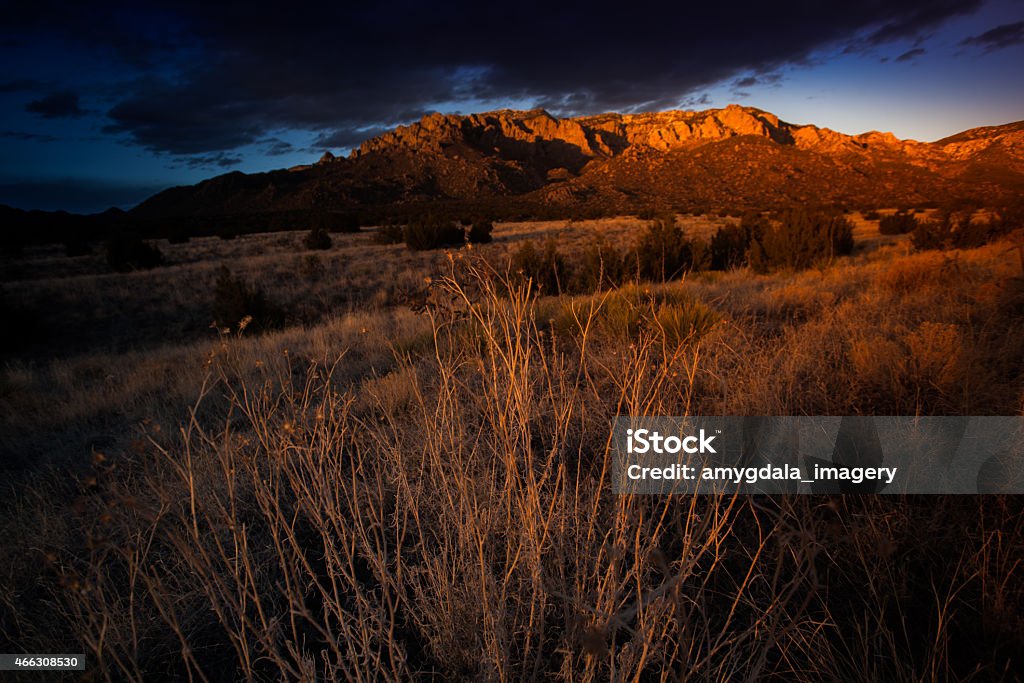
131 105 1024 219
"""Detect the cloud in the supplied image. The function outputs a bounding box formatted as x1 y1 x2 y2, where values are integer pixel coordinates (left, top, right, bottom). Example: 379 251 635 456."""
862 0 982 44
959 21 1024 52
25 90 85 118
0 78 43 93
176 152 243 169
261 138 295 156
313 126 393 150
732 73 783 90
895 47 927 62
0 130 57 142
0 0 991 155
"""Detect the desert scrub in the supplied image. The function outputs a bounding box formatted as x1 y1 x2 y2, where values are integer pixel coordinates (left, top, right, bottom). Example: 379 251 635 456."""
467 219 494 244
748 209 854 273
403 214 465 250
211 265 284 333
878 209 919 235
709 213 760 270
911 210 1018 251
14 259 1019 681
509 237 568 295
302 226 333 250
104 234 164 272
542 283 720 347
633 215 697 282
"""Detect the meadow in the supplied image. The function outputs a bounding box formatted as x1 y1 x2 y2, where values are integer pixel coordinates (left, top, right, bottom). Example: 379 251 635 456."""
1 211 1022 680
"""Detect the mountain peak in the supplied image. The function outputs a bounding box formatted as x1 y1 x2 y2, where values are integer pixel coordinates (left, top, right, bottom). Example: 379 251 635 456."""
133 107 1024 220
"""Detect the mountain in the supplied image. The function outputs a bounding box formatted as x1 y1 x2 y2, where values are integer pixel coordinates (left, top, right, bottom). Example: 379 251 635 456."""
132 105 1024 220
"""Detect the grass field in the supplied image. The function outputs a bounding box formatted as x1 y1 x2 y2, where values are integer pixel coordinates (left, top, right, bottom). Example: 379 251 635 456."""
1 211 1023 680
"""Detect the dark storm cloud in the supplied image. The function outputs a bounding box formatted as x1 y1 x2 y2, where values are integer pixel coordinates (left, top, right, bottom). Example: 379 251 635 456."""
733 73 783 89
178 152 243 169
959 21 1024 51
0 130 58 142
25 90 85 118
0 0 989 156
313 126 393 150
0 78 44 93
862 0 981 44
261 138 295 157
896 47 927 62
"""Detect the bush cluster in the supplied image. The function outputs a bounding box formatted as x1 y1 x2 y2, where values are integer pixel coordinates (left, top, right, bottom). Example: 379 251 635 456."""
374 216 495 250
912 205 1022 251
509 238 567 294
878 210 919 235
507 210 857 295
747 209 854 273
302 227 332 251
633 216 696 282
104 235 164 272
403 215 466 251
710 215 760 270
211 266 284 334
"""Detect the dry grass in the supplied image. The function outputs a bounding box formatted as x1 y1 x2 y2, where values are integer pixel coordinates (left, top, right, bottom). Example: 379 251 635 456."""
1 220 1023 680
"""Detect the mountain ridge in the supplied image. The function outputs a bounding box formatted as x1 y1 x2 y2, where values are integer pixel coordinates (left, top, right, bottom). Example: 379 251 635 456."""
131 105 1024 219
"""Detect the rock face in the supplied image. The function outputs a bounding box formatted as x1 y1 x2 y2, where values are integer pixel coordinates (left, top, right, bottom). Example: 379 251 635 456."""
352 104 927 160
133 106 1024 218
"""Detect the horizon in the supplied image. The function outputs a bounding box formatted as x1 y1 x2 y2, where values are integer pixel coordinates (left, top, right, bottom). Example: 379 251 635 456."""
1 0 1023 212
3 103 1021 217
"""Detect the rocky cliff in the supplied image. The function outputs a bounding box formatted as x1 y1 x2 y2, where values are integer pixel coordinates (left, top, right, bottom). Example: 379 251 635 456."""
133 105 1024 219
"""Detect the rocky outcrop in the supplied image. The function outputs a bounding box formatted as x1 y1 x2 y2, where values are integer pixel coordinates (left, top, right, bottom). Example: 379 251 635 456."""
351 104 941 164
134 107 1024 218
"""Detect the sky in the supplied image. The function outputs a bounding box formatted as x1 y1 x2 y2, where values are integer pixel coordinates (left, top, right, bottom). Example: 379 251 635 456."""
1 0 1022 212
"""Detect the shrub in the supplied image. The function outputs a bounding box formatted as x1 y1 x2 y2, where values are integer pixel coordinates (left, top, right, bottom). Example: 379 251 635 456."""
403 215 465 251
912 210 1015 252
467 220 494 244
314 211 360 233
710 215 761 270
910 216 955 251
211 266 284 333
303 227 332 251
633 216 694 282
879 210 919 235
574 236 631 292
653 298 721 346
64 237 92 257
105 235 164 272
374 221 405 245
510 238 567 294
747 209 854 273
598 287 646 339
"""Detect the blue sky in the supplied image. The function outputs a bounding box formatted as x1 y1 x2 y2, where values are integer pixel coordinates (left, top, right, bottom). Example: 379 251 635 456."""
1 0 1021 212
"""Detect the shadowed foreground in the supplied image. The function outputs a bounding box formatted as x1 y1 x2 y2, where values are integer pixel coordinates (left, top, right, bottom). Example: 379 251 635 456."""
2 248 1023 680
